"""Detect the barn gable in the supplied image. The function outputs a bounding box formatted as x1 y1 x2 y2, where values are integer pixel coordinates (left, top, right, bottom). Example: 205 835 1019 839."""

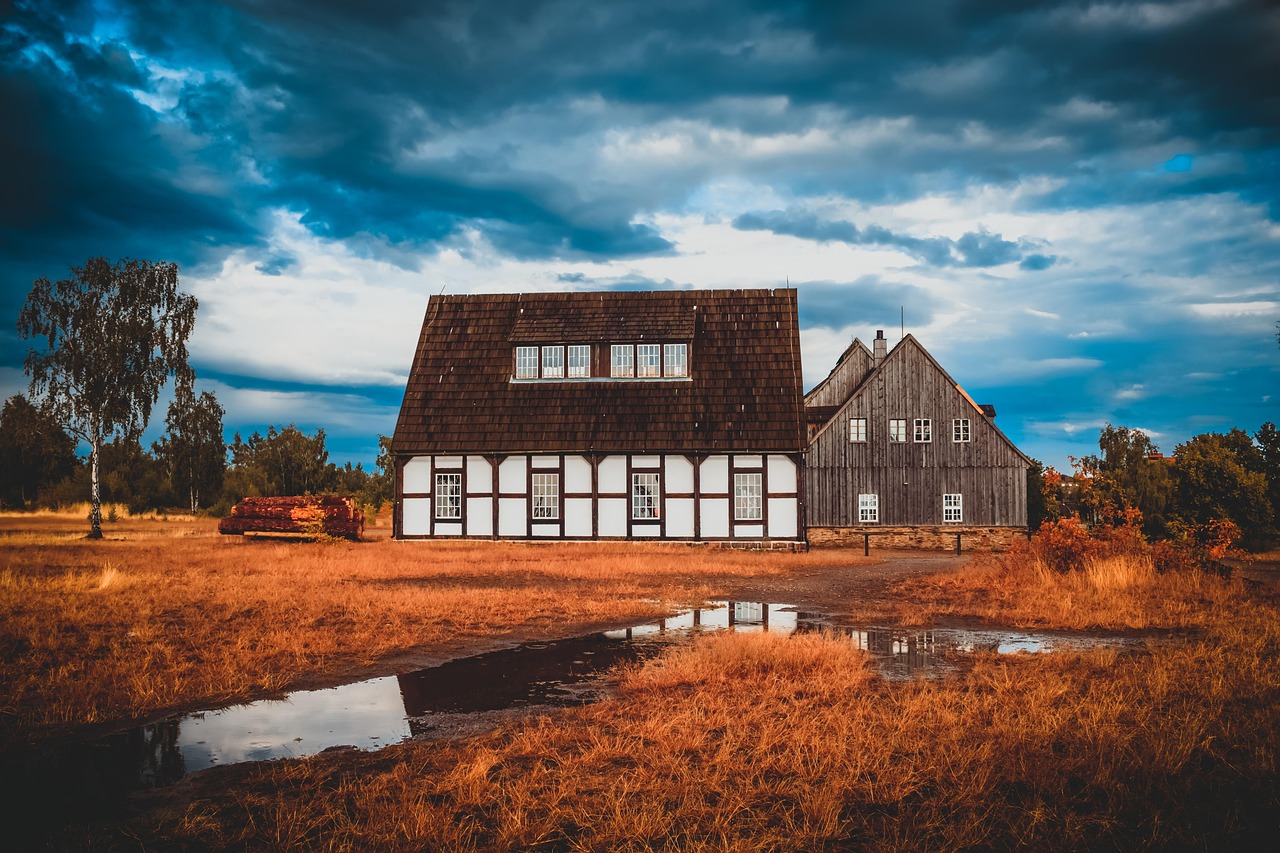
805 333 1030 542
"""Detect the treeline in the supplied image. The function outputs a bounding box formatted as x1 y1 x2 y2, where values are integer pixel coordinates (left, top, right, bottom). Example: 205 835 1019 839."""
1029 422 1280 552
0 393 393 516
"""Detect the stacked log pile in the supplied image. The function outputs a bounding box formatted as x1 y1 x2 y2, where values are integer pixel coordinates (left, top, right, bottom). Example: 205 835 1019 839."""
218 496 364 540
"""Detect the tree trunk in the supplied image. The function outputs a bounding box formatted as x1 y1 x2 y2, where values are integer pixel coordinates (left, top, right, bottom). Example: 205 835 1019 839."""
88 433 103 539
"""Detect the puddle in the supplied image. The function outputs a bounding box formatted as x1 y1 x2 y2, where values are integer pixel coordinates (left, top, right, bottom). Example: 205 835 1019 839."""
0 601 1154 828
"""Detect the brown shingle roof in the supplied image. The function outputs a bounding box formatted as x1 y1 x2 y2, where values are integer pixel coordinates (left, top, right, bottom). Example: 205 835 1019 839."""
393 289 805 455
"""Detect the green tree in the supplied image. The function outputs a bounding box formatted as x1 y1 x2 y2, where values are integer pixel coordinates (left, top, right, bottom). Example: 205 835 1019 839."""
1257 422 1280 534
1172 432 1273 549
229 424 334 497
153 383 226 513
1078 424 1174 532
17 258 197 538
0 395 77 507
99 438 172 515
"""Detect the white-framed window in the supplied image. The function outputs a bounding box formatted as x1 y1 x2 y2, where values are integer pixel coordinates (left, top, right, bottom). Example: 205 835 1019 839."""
888 419 907 443
632 472 660 519
611 344 634 377
435 473 462 520
914 418 932 443
637 344 661 377
850 417 867 443
532 473 560 520
943 493 963 524
542 345 564 379
952 418 971 443
734 472 763 521
858 493 879 523
664 343 688 377
515 346 539 379
567 345 591 378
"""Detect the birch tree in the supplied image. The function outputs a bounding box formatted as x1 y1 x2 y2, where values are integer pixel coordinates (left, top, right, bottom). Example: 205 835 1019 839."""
154 382 225 514
18 257 197 538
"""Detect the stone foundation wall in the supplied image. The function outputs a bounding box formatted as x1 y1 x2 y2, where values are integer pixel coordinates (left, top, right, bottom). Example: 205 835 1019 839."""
808 525 1027 553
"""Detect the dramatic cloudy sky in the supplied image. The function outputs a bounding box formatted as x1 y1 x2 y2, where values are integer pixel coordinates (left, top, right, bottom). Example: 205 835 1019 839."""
2 0 1277 469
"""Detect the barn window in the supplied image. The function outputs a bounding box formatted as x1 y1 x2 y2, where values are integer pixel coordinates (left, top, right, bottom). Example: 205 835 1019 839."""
952 418 971 443
850 418 867 443
664 343 688 377
611 344 634 377
532 473 560 520
888 419 907 442
858 493 879 523
567 345 591 378
632 472 660 519
914 419 932 443
637 344 661 377
943 493 963 523
515 346 539 379
542 346 564 378
435 473 462 519
734 473 763 521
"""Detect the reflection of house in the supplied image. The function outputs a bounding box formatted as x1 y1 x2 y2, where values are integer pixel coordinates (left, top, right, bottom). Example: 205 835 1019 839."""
804 331 1031 549
391 290 806 543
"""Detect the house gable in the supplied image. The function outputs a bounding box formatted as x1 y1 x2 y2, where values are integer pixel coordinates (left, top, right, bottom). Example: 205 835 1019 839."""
806 334 1030 529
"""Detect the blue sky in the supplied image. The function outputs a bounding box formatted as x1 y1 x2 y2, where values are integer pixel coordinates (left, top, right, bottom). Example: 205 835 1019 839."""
2 0 1277 471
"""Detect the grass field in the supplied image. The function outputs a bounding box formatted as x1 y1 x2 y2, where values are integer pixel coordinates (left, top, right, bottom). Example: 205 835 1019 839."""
4 513 1279 850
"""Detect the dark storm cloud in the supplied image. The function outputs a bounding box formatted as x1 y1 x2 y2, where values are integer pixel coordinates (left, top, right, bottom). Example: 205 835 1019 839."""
797 278 936 330
734 211 1050 269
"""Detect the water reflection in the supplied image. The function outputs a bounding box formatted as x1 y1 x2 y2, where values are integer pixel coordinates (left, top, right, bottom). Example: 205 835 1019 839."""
3 600 1149 814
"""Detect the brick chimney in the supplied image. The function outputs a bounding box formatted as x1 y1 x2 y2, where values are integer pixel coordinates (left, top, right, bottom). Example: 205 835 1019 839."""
873 329 887 364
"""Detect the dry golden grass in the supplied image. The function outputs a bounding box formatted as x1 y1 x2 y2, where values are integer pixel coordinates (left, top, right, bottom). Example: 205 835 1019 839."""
887 549 1251 630
126 595 1280 851
0 513 860 745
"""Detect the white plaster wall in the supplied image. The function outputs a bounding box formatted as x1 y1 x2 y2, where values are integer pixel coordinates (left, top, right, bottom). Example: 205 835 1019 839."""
434 522 463 537
632 455 661 469
530 455 559 470
467 457 493 493
531 523 560 538
734 524 764 539
767 455 797 493
768 498 799 538
598 498 628 536
736 454 763 468
665 456 694 493
700 498 729 537
436 456 463 469
633 525 661 537
700 456 728 493
498 498 526 536
402 497 431 535
565 498 593 537
598 456 627 493
565 456 592 493
499 456 527 493
403 457 432 493
467 498 493 536
666 498 695 537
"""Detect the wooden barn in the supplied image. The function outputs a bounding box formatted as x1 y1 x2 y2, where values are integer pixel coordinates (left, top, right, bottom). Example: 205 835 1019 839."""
391 289 806 544
804 331 1031 549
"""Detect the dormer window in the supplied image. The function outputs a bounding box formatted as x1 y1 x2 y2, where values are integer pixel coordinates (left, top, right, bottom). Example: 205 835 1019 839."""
542 345 564 378
516 346 539 379
568 345 590 378
637 344 661 377
664 343 687 377
611 344 634 377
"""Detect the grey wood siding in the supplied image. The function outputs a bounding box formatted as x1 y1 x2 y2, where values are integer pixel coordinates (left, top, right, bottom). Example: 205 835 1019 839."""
805 341 874 407
805 336 1029 527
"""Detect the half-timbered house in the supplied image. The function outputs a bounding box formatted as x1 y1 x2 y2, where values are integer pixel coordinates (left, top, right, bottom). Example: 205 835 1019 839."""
392 289 806 543
804 331 1031 549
